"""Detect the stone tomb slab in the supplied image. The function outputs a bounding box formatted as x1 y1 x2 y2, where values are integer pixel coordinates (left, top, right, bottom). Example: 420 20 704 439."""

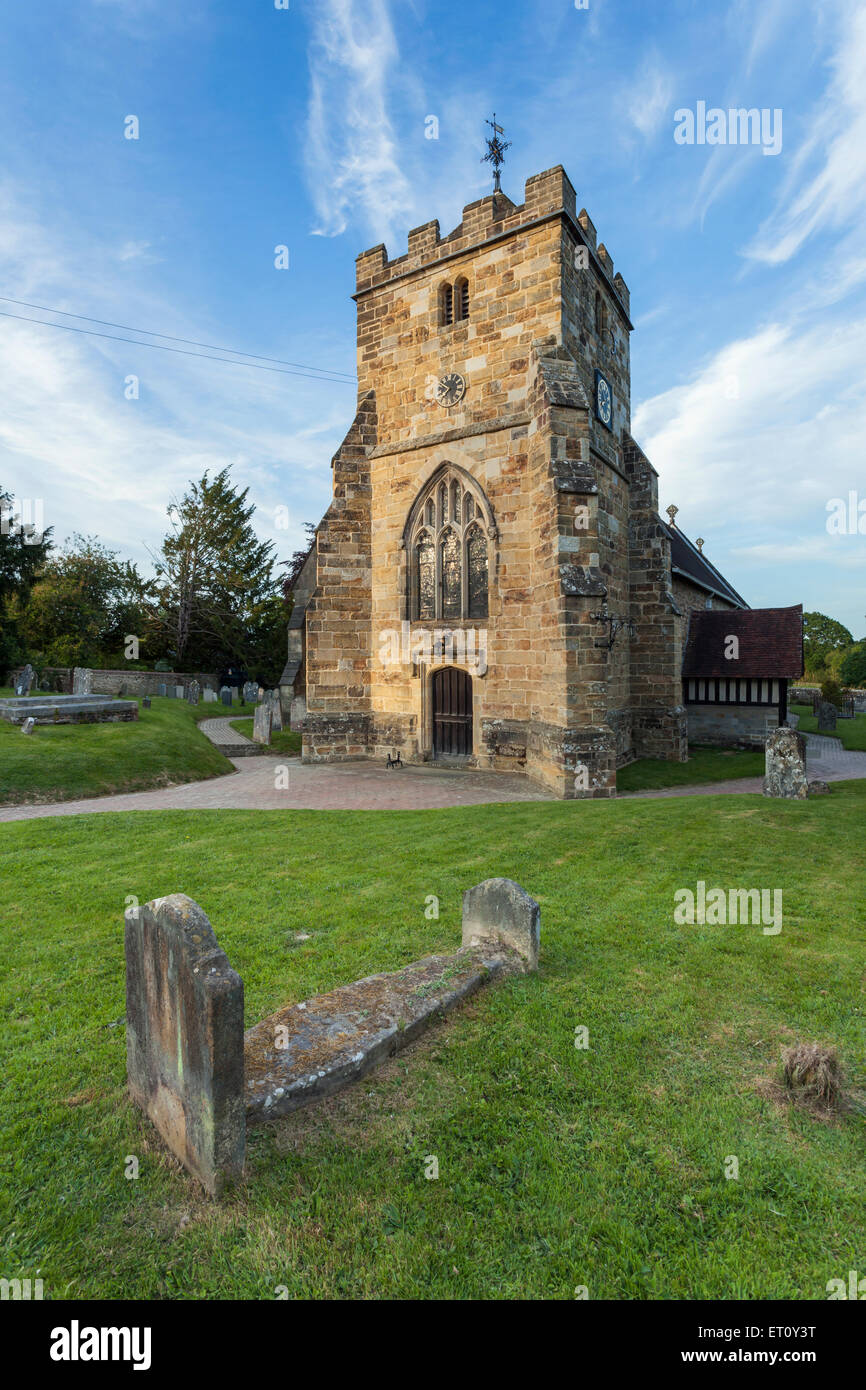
0 694 138 725
244 944 521 1125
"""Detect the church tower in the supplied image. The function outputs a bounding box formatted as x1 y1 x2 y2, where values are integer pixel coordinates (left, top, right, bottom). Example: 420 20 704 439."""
292 163 687 796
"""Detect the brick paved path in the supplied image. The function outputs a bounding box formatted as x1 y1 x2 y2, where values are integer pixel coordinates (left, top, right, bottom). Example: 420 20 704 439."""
198 716 258 758
619 734 866 799
1 733 863 823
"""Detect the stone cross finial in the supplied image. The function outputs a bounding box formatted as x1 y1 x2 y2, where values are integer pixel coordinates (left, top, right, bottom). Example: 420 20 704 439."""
666 504 678 527
696 537 704 553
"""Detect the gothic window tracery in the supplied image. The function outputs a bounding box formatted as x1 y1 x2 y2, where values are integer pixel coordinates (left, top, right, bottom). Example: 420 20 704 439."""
406 467 492 621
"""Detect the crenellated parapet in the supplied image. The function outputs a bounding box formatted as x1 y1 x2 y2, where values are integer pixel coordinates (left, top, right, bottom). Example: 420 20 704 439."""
353 166 631 325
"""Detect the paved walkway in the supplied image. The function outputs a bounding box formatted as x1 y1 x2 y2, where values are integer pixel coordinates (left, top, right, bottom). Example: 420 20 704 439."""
619 734 866 799
198 715 258 757
1 734 863 823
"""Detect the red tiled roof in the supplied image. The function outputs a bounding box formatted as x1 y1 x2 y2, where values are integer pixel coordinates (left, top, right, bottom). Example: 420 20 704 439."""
682 605 804 679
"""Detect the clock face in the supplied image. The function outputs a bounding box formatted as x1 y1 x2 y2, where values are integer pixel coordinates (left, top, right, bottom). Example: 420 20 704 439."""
436 372 466 408
595 370 613 429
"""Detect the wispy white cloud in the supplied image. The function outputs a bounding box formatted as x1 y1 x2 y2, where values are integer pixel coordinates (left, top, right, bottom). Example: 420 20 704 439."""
304 0 415 245
0 184 347 572
633 316 866 534
625 56 675 141
744 0 866 266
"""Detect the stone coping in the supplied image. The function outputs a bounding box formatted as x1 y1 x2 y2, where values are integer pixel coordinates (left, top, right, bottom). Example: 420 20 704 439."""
244 944 521 1125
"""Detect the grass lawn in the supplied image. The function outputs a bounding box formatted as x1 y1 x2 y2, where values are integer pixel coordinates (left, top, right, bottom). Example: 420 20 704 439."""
0 689 231 805
229 717 302 755
790 704 866 751
1 784 864 1299
618 744 765 791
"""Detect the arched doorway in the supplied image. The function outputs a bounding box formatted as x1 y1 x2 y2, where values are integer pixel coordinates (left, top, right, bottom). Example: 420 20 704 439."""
432 667 473 757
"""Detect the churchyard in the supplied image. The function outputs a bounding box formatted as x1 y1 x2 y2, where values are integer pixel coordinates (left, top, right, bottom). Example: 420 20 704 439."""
1 767 864 1298
0 688 231 805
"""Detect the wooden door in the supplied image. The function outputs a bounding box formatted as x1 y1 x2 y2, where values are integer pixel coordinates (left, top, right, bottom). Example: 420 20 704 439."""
432 667 472 757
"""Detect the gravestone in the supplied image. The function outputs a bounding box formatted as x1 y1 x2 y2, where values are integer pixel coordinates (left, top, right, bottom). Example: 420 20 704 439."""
158 683 167 697
817 701 837 731
175 685 185 699
142 695 151 710
21 717 35 735
243 681 258 705
39 679 50 692
72 667 92 695
253 704 272 746
203 688 217 704
125 894 245 1197
15 664 35 696
220 686 233 707
186 680 201 705
257 686 265 702
166 685 176 699
462 877 540 972
117 683 128 698
267 690 283 732
763 726 808 799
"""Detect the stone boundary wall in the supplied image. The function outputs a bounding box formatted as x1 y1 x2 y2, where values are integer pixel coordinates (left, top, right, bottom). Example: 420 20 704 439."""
687 702 778 748
11 666 219 697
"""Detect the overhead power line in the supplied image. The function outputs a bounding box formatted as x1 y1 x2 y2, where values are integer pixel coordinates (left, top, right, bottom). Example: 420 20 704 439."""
0 296 358 384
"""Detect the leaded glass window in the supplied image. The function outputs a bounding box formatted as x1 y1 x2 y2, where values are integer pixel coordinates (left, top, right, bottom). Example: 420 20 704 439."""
416 535 435 619
407 468 491 621
467 529 488 619
441 531 461 619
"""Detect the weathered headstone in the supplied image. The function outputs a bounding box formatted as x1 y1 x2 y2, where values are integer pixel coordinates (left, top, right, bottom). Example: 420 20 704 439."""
158 683 167 697
461 878 540 971
175 685 185 699
257 686 265 702
125 894 245 1197
220 686 233 707
763 726 808 799
142 695 151 710
117 682 128 698
203 688 217 704
267 689 283 732
186 680 201 705
72 667 92 695
253 703 272 746
165 685 176 698
808 779 830 795
21 717 35 735
242 681 258 705
15 664 35 697
817 701 837 732
39 679 50 692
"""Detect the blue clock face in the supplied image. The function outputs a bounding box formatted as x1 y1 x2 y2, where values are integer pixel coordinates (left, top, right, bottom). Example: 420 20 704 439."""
595 370 612 429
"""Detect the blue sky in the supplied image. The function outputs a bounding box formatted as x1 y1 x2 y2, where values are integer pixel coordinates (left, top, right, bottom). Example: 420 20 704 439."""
1 0 864 635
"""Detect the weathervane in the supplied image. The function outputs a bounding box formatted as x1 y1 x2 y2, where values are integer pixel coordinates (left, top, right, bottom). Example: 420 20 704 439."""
482 113 511 192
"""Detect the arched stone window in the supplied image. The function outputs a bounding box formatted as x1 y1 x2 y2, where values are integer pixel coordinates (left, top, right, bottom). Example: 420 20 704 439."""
404 465 495 621
454 275 470 322
439 282 454 327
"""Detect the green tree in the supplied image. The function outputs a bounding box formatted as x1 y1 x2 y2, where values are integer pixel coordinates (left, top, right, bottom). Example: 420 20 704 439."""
0 487 53 678
151 468 279 672
803 611 854 677
13 534 149 669
840 642 866 688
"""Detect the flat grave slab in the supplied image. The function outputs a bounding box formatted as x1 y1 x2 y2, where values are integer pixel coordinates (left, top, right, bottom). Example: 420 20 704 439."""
244 944 520 1125
0 694 138 725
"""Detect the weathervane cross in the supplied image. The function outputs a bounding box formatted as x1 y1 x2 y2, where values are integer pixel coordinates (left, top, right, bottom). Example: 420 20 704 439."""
482 113 511 192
